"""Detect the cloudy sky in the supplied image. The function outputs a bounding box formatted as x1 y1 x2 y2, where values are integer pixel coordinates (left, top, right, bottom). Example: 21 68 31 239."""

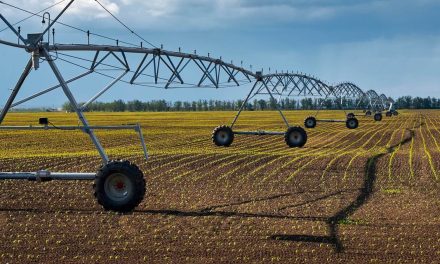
1 0 440 107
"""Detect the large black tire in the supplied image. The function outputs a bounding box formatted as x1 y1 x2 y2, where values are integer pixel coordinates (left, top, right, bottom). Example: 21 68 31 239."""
346 117 359 129
94 160 146 213
374 113 382 122
393 111 399 116
386 111 392 117
285 126 307 148
212 125 234 147
365 110 372 116
347 113 355 119
304 116 317 129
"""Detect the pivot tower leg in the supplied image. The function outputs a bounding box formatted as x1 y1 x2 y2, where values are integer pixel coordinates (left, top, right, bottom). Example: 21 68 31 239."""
43 49 109 163
0 58 33 124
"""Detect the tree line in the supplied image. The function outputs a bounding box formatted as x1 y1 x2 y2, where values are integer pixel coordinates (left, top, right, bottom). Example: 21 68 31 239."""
60 96 440 112
62 98 363 112
394 96 440 109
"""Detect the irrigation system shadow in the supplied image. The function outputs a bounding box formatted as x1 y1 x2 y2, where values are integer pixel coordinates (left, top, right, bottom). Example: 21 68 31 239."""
271 127 416 252
199 192 295 213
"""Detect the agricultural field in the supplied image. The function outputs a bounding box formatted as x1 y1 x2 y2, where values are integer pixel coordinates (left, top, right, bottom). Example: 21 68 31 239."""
0 109 439 263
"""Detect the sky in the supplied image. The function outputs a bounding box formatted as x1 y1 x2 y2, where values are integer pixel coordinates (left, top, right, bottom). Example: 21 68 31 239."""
1 0 440 108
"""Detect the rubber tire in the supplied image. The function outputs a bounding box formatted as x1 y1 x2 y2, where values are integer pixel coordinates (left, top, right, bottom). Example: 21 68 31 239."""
393 111 399 116
386 111 392 117
212 125 234 147
347 113 355 119
304 116 317 129
374 113 383 122
285 126 307 148
94 160 146 213
346 117 359 129
365 110 372 116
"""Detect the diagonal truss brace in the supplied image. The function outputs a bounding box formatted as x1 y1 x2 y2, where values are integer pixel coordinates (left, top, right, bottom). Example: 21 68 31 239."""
230 78 290 130
42 48 110 163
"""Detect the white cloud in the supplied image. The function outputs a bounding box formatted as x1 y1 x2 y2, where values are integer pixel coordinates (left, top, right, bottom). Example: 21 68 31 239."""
1 0 118 20
1 0 397 30
63 0 120 19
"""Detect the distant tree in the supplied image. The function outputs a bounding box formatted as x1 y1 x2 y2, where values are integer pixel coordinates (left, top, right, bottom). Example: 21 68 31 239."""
174 101 182 111
301 98 313 110
253 99 259 110
61 95 440 112
62 102 74 112
269 97 278 110
258 99 267 110
202 100 209 111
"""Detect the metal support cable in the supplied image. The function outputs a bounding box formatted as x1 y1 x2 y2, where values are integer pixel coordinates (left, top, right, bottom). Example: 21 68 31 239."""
0 0 139 47
94 0 158 49
0 0 67 33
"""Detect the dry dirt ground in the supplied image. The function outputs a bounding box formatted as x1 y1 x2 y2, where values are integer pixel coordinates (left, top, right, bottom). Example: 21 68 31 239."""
0 110 439 263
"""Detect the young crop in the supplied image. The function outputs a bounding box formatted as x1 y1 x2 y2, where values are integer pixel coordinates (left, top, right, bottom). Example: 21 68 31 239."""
0 110 439 263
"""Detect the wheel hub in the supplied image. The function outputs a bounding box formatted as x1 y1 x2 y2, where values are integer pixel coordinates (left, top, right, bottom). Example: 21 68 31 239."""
290 132 302 143
115 181 125 190
104 173 133 202
217 131 229 143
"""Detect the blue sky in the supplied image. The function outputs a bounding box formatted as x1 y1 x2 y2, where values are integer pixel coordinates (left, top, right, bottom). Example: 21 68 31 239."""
1 0 440 108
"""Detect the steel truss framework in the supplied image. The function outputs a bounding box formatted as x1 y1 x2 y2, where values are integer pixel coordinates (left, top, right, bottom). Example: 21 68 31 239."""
0 0 393 211
230 73 356 131
333 83 395 118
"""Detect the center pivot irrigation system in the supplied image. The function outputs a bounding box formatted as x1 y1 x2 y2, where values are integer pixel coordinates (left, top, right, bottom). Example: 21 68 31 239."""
351 89 397 121
0 0 393 212
302 81 364 130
